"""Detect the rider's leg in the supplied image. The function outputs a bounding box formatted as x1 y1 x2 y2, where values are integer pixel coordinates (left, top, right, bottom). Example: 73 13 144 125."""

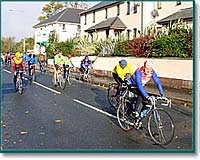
53 67 57 85
28 63 31 76
112 73 123 95
63 64 66 78
134 89 144 115
13 73 17 90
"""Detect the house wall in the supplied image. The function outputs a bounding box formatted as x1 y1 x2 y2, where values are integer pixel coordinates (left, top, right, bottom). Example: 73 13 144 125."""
80 1 193 39
34 22 80 54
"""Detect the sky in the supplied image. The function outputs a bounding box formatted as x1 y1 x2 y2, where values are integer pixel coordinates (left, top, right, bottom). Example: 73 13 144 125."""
1 1 99 42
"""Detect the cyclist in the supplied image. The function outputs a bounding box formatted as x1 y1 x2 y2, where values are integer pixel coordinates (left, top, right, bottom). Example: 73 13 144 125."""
65 54 74 68
27 51 37 76
39 53 46 71
12 52 26 90
53 51 66 86
80 55 93 76
112 59 134 95
125 60 165 128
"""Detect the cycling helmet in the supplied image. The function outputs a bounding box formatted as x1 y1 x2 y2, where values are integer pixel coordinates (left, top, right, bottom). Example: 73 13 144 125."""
144 60 153 68
15 52 21 58
119 59 127 68
67 54 72 58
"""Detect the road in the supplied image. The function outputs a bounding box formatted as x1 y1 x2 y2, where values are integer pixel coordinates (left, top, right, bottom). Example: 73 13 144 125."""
1 67 193 152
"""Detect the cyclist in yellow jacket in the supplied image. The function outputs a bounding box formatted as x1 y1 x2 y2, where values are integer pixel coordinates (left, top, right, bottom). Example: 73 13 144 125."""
112 59 134 88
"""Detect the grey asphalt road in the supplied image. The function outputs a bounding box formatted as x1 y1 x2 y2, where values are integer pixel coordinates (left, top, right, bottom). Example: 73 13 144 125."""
1 67 193 152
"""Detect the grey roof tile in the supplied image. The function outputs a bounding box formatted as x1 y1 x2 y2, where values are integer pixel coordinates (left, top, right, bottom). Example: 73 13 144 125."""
85 17 126 32
80 1 121 15
33 8 84 28
157 7 192 25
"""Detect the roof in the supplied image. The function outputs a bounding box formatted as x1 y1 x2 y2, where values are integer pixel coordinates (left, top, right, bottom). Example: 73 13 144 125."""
33 8 84 28
157 7 192 25
85 17 126 32
80 1 122 15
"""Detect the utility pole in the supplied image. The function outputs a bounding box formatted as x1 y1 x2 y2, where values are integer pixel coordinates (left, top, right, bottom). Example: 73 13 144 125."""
141 0 144 37
23 38 26 52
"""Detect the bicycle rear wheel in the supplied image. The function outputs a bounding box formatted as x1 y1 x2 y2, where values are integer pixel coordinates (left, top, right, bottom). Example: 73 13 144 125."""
147 108 175 145
58 75 66 90
108 83 118 108
117 101 134 131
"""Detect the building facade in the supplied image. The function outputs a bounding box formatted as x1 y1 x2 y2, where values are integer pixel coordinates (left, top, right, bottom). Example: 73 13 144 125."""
80 1 193 40
33 8 84 54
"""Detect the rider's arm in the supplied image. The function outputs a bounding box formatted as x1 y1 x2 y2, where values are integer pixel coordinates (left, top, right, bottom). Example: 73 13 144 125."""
152 70 164 96
135 71 149 98
12 62 16 72
70 60 74 68
21 60 26 71
114 64 125 81
54 56 58 65
127 63 134 75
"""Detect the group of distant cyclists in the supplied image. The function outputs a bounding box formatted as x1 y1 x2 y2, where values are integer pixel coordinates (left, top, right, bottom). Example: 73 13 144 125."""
7 50 93 90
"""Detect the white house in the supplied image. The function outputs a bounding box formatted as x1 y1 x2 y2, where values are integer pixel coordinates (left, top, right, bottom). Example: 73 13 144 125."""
33 8 84 54
79 1 193 40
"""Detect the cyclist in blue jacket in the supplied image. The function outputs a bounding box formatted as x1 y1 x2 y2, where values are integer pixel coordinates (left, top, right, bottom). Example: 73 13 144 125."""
125 60 165 127
27 51 37 76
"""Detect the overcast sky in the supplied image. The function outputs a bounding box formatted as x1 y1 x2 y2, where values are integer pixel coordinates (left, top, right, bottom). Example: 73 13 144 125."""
1 1 98 42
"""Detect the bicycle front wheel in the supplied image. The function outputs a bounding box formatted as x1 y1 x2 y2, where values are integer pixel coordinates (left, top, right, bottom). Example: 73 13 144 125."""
117 101 134 131
18 79 23 95
108 83 118 108
147 108 175 145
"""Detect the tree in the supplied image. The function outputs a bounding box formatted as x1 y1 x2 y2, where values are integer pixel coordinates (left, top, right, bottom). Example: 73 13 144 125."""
37 1 64 21
1 37 16 52
25 37 34 51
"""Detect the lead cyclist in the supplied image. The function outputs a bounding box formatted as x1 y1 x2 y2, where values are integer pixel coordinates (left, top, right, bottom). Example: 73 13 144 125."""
125 60 166 127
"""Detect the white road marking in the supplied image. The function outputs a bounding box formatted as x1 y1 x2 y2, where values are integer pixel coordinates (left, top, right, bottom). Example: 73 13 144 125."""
3 69 12 74
2 68 61 95
32 81 61 95
73 99 117 119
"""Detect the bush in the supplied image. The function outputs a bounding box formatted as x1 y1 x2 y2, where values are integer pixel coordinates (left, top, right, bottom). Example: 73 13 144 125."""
148 27 192 58
55 40 74 56
128 35 154 57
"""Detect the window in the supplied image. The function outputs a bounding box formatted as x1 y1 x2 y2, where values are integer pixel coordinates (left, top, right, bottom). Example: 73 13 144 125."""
133 3 137 14
106 30 109 38
93 12 95 23
157 2 161 9
127 2 130 15
133 28 137 38
105 8 108 19
176 1 181 5
62 24 65 30
84 14 87 25
117 4 120 16
127 29 131 40
90 33 93 42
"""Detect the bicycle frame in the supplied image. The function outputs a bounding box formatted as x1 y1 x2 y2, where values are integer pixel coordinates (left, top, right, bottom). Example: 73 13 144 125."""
16 70 23 94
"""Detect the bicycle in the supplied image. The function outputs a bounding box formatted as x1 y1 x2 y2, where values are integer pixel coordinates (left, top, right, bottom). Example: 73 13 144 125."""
117 87 175 145
39 61 46 73
107 82 132 109
53 67 66 90
65 66 73 85
15 70 24 95
80 67 90 82
29 64 36 84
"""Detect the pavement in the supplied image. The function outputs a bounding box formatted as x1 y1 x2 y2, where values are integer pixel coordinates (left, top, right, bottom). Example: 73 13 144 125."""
44 65 192 108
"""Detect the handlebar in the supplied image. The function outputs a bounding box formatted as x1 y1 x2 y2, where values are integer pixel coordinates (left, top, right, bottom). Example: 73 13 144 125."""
149 96 171 108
